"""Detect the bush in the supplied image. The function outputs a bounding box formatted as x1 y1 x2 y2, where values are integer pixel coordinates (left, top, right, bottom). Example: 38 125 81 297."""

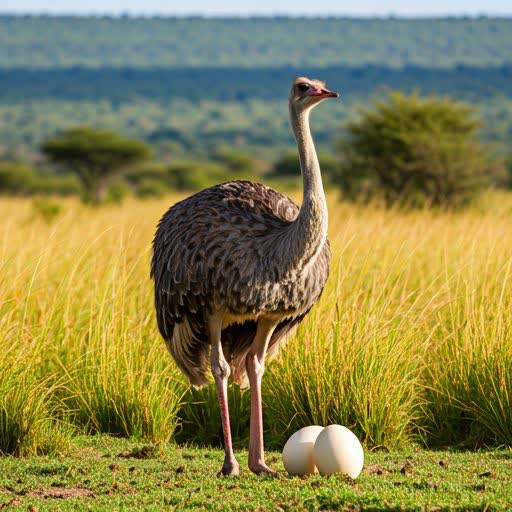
106 182 130 204
271 150 339 182
0 162 37 194
337 92 502 207
0 162 81 196
127 159 242 194
31 173 82 196
270 151 299 177
167 160 234 191
136 178 169 198
125 162 170 186
212 147 257 174
126 162 172 197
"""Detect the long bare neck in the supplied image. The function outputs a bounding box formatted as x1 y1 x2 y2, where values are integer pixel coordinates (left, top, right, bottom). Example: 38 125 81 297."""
291 106 328 237
272 105 328 273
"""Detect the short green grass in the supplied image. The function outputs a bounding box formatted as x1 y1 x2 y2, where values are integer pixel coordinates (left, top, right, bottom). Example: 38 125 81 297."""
0 437 511 511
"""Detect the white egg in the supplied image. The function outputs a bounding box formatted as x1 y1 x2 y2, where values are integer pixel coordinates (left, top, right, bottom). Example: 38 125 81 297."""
282 425 324 476
313 425 364 478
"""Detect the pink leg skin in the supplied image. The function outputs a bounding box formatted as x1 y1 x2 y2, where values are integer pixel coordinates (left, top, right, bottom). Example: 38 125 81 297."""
246 352 277 476
210 313 239 477
214 371 239 477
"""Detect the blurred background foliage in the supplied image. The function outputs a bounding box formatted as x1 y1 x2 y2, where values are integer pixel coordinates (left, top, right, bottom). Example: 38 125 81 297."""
0 16 511 208
1 16 511 69
1 91 509 208
0 16 511 162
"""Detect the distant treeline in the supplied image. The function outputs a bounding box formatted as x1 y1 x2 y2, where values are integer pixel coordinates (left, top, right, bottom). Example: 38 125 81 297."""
1 16 511 69
1 15 511 157
1 65 511 103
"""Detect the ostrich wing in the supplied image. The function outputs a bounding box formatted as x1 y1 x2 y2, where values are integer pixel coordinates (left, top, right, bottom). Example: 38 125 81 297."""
151 180 329 386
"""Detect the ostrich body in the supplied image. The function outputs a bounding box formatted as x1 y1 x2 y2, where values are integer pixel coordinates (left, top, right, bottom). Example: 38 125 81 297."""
151 77 338 476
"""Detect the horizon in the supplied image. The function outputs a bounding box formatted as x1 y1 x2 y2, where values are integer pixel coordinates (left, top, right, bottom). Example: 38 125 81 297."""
1 0 511 18
1 12 512 18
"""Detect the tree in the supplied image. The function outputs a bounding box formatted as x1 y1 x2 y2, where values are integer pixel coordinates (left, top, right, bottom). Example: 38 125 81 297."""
42 127 151 203
336 92 503 207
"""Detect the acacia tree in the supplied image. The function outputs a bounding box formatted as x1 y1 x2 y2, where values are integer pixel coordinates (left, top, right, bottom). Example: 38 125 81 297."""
42 127 151 204
337 92 504 207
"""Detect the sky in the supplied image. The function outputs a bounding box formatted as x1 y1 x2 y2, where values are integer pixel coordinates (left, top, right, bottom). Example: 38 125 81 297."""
1 0 511 17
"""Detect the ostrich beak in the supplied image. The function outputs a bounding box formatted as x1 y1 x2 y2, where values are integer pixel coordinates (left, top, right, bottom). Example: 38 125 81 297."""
307 87 339 98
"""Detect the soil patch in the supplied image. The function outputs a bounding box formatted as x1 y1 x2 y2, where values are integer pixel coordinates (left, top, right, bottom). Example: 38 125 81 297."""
28 487 94 500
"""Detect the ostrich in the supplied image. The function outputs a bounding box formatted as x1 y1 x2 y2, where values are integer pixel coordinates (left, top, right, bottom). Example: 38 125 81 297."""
151 77 338 476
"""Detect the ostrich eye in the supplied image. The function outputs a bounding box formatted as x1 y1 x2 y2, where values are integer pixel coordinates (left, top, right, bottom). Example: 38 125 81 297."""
297 83 310 92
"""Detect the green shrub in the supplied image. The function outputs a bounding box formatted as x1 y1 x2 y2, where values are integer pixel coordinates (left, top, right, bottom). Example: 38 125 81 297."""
270 151 299 177
136 178 169 198
167 160 235 191
0 163 83 197
0 162 37 194
125 162 170 186
271 150 339 182
30 173 82 196
106 182 130 204
337 92 502 207
212 147 257 174
127 159 241 193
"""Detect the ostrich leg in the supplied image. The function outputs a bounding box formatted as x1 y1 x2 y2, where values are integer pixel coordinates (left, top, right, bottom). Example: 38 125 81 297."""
246 318 278 475
209 314 239 477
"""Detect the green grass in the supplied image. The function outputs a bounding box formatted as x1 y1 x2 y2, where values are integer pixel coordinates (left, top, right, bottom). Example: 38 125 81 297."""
1 193 512 456
0 436 511 511
0 367 70 457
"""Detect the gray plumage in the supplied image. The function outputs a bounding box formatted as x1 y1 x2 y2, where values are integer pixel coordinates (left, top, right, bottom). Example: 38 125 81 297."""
151 76 338 476
151 179 330 386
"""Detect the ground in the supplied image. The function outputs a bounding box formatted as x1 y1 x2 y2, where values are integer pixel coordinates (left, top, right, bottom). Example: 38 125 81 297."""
0 437 511 511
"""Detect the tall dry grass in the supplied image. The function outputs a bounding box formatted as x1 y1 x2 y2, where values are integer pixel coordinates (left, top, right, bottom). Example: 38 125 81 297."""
0 192 511 453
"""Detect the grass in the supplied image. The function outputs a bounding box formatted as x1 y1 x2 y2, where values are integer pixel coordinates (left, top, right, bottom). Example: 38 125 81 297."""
1 191 512 457
0 367 70 456
1 436 512 511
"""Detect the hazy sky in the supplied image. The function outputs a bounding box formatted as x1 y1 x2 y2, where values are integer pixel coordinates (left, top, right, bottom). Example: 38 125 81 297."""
2 0 511 16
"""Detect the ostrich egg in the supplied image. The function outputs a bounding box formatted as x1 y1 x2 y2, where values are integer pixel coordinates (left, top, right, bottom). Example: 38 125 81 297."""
282 426 324 476
313 425 364 478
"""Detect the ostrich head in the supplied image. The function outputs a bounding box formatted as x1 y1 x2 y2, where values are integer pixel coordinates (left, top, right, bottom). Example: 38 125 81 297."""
289 76 339 113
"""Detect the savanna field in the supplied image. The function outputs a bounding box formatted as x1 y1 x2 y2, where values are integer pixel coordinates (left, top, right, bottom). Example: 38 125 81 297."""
1 192 512 510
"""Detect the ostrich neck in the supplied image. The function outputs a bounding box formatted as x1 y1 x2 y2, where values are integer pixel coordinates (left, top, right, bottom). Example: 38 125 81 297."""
293 108 327 220
277 106 328 272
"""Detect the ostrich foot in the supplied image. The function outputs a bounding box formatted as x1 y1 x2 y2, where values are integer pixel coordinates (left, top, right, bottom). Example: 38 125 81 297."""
248 461 278 477
217 459 240 477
